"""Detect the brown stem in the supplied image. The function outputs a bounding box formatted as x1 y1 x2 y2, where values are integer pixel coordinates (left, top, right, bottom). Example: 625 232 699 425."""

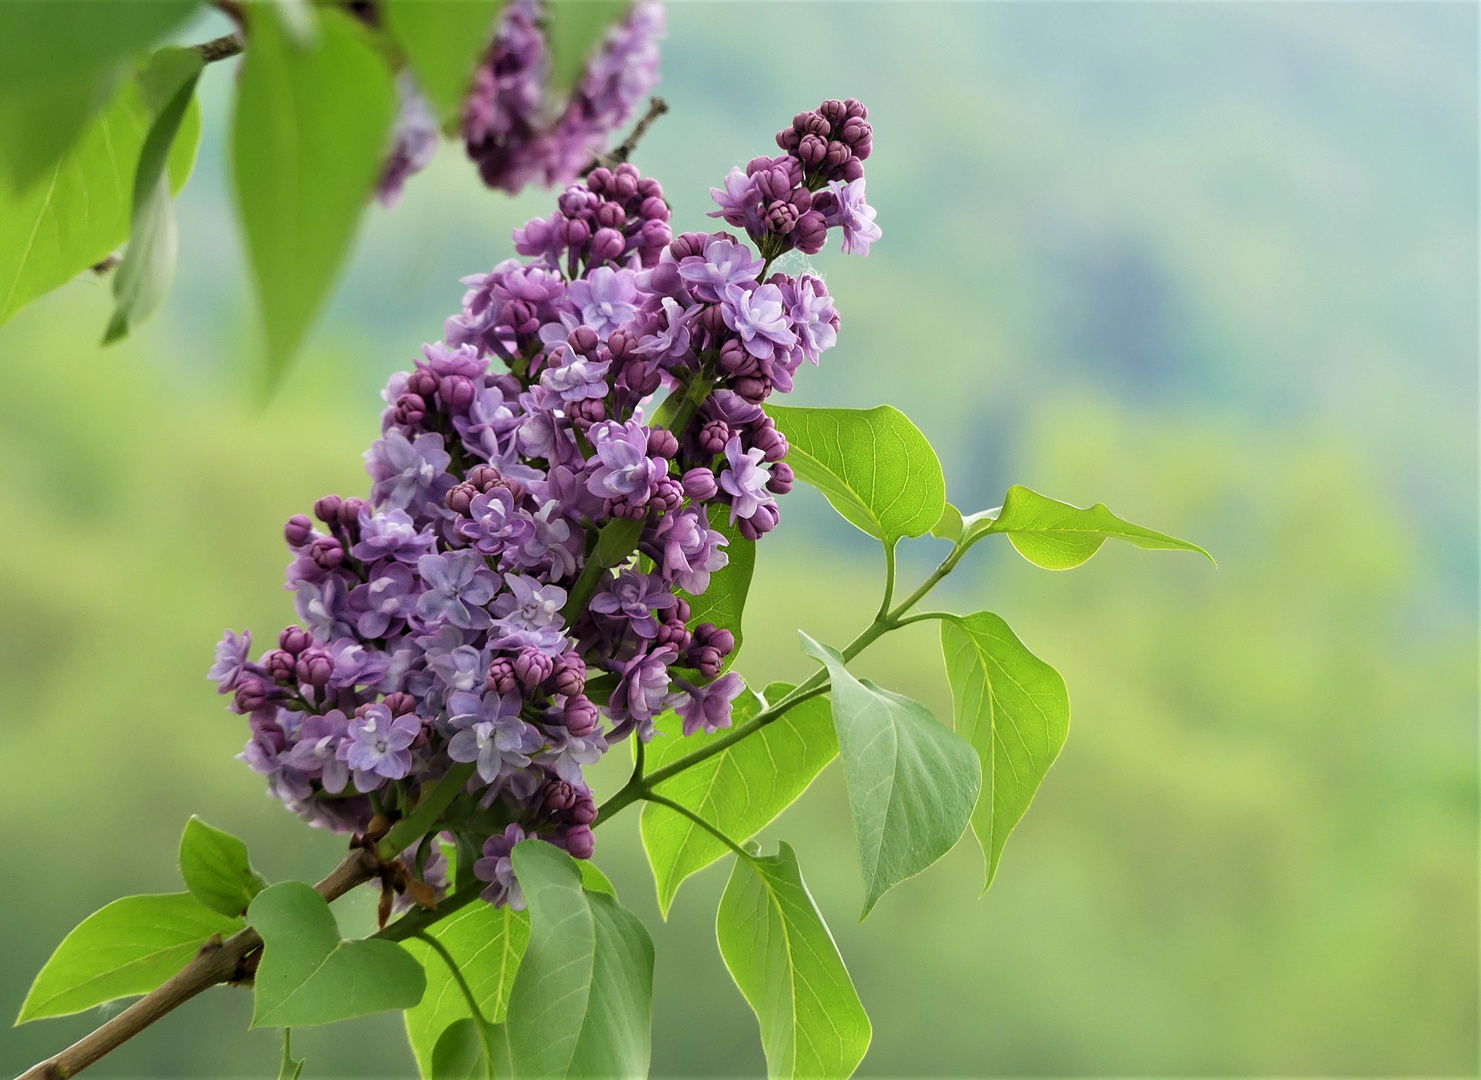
582 97 669 175
195 31 244 64
13 847 380 1080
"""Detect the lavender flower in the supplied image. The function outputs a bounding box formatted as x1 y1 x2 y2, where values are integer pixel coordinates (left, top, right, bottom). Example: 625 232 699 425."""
367 431 452 510
820 178 882 256
417 552 499 630
607 643 680 741
340 705 420 789
677 671 745 736
589 569 678 638
585 419 667 504
719 435 776 524
473 824 528 908
721 282 797 361
651 506 728 593
209 630 252 693
447 690 544 783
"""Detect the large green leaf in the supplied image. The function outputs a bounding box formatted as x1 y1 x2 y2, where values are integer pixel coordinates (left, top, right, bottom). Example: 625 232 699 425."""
0 69 199 327
642 683 836 917
16 893 243 1022
432 1017 509 1080
249 881 426 1028
404 903 530 1079
799 634 981 919
178 815 268 918
716 844 871 1079
0 0 198 192
765 405 946 544
505 841 654 1079
383 0 506 122
232 4 395 390
680 503 755 669
981 485 1213 569
940 612 1070 892
543 0 629 99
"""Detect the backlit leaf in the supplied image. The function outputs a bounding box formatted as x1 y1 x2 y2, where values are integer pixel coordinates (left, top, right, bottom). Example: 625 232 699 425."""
980 485 1214 569
179 814 268 918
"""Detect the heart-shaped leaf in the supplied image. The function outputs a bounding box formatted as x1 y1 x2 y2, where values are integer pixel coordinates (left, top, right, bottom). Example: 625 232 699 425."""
800 634 981 919
981 485 1213 569
250 881 426 1028
179 815 267 918
940 612 1070 891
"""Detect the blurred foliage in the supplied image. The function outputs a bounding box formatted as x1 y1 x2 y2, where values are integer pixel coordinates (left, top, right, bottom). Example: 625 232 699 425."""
0 2 1475 1076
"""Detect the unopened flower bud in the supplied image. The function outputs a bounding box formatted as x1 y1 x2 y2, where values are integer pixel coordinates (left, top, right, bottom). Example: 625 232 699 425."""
567 325 600 356
766 200 800 234
446 481 478 515
844 97 868 120
699 304 728 337
595 200 626 229
795 211 828 255
647 429 678 458
651 476 683 513
467 464 502 491
825 140 852 171
561 217 591 248
776 127 802 152
841 117 872 147
279 625 312 654
285 514 315 548
313 496 343 526
709 628 736 656
669 232 708 259
569 398 606 429
612 165 639 200
718 337 758 377
486 658 518 695
438 374 476 410
262 649 296 683
234 678 275 713
552 652 586 696
638 196 669 221
542 778 577 811
674 598 691 623
392 393 426 427
766 461 795 495
819 99 847 125
681 467 718 501
296 648 333 687
310 536 344 570
590 227 626 263
699 420 731 455
607 328 637 361
656 620 692 651
738 503 780 540
564 694 599 736
693 646 724 680
586 166 612 192
638 176 663 199
339 498 366 529
568 792 598 825
563 824 595 860
514 647 553 690
798 133 828 165
752 424 789 462
407 368 439 398
383 691 417 716
839 157 865 182
733 376 770 403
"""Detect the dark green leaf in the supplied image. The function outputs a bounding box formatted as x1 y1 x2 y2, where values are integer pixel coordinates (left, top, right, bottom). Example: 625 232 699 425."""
981 485 1214 569
679 504 755 670
505 841 654 1079
799 634 981 919
641 684 835 917
16 893 243 1022
0 0 198 191
232 4 395 390
105 48 203 344
0 69 199 327
383 0 506 122
249 881 426 1028
765 405 946 544
940 612 1070 891
404 903 530 1078
431 1017 486 1080
179 815 268 918
717 844 871 1079
543 0 628 99
278 1029 305 1080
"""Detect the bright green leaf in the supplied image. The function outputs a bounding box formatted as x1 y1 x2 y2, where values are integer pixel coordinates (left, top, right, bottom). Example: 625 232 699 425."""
178 815 268 918
981 485 1214 569
716 843 871 1079
930 502 962 542
249 881 425 1028
680 504 755 670
642 684 836 917
578 860 617 897
383 0 506 122
505 841 654 1079
799 633 981 919
544 0 628 99
765 405 946 544
16 893 243 1023
0 0 197 192
404 903 530 1079
232 4 395 390
940 612 1070 892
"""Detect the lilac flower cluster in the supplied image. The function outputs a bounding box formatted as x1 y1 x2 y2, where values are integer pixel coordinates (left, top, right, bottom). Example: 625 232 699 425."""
212 103 880 908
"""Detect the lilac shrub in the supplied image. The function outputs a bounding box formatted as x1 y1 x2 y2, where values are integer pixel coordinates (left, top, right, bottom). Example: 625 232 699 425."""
215 100 880 908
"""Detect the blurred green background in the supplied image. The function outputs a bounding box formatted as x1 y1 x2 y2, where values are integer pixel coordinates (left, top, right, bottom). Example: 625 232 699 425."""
1 2 1476 1075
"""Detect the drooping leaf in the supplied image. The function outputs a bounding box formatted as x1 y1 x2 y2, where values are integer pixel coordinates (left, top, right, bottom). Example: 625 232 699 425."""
930 502 963 542
980 485 1214 569
716 844 871 1079
104 48 203 343
799 634 981 919
543 0 628 99
404 903 530 1079
231 4 395 391
765 405 946 544
642 684 836 917
679 503 755 670
383 0 506 122
178 815 268 918
249 881 426 1028
278 1029 306 1080
16 893 243 1023
940 612 1070 892
0 0 198 192
505 841 654 1080
0 69 199 327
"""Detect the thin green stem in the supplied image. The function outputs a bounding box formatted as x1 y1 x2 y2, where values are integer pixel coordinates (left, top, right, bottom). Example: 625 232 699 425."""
876 541 897 622
414 931 496 1080
375 880 484 943
379 762 477 860
892 610 957 627
641 792 751 860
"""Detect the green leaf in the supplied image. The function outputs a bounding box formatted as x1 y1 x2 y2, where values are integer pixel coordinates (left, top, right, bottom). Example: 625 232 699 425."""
716 844 871 1079
680 504 755 670
0 0 198 192
104 48 204 344
765 405 946 544
799 633 981 920
249 881 426 1028
179 815 268 918
404 904 530 1079
578 860 617 897
930 502 962 542
981 485 1214 569
505 841 654 1079
0 68 199 327
940 612 1070 892
278 1029 306 1080
543 0 629 99
641 684 836 917
16 893 243 1023
232 4 395 391
383 0 506 122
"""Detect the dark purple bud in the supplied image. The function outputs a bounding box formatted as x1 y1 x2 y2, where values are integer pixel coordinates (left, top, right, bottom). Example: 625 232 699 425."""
819 98 847 125
844 98 868 120
310 536 344 570
693 646 724 680
733 375 771 403
640 219 672 255
841 117 872 147
718 337 757 377
595 200 626 229
766 461 795 495
775 127 802 152
564 694 599 736
514 647 553 691
279 625 312 655
383 691 417 716
801 110 831 136
392 392 426 427
612 165 639 200
552 653 586 696
825 140 852 171
569 398 606 429
647 429 679 459
407 368 440 398
699 420 730 455
674 597 691 622
669 232 708 259
560 217 591 247
621 360 662 397
339 498 367 529
839 157 865 182
285 514 315 548
467 464 502 491
567 325 600 356
709 628 736 656
745 155 774 178
681 467 718 501
262 649 297 683
637 176 663 199
568 792 598 825
589 227 626 263
564 824 595 860
652 476 683 513
313 495 343 526
794 211 828 255
439 374 476 410
234 678 275 713
296 648 333 687
698 304 728 337
486 658 518 695
766 200 800 235
656 620 692 651
586 166 612 192
607 328 637 361
737 503 780 540
752 424 789 462
542 778 577 811
446 481 478 515
797 133 828 167
638 196 669 221
854 138 872 162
